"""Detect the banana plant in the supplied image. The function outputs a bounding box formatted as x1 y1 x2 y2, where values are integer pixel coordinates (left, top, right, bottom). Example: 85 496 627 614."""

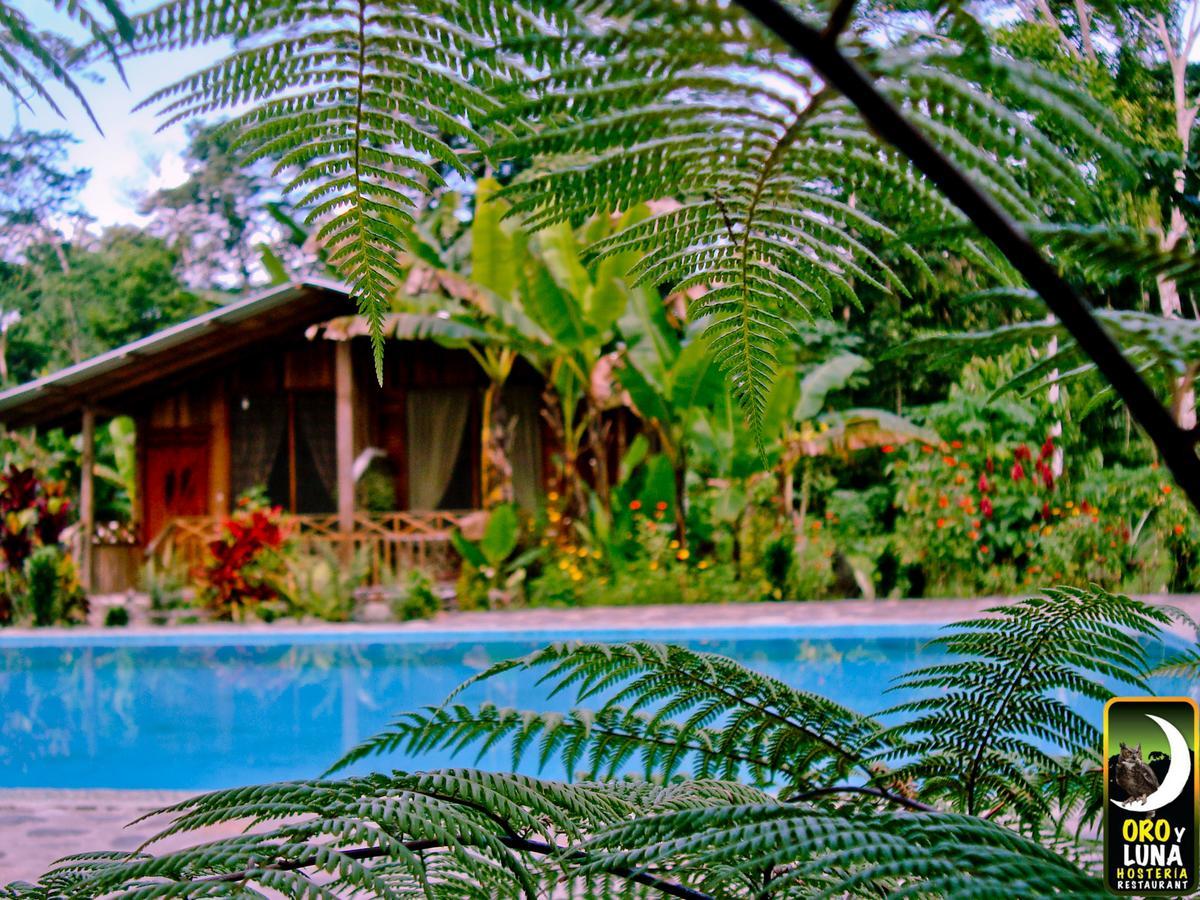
615 324 725 540
372 182 656 517
766 353 935 535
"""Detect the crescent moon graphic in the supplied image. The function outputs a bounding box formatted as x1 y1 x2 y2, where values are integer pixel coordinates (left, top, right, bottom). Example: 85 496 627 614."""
1112 714 1192 813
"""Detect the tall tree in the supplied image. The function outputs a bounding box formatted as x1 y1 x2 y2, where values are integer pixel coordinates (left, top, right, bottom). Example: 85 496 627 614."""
138 122 315 292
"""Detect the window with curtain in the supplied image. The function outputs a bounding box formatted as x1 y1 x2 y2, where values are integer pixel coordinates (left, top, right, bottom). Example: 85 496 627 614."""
406 387 472 509
295 393 336 513
502 382 544 509
230 395 286 502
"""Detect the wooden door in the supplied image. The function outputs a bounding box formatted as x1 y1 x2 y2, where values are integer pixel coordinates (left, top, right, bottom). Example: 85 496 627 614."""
144 428 210 542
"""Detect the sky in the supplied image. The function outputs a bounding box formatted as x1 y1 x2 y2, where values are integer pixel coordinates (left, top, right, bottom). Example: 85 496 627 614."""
1 2 225 227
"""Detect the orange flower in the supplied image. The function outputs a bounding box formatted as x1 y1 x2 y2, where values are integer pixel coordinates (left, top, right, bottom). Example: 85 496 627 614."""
937 495 949 508
629 500 642 511
881 444 895 454
1175 524 1186 536
979 545 989 555
950 440 963 449
936 517 947 529
942 455 957 467
1161 484 1173 495
968 529 979 540
655 501 668 511
921 445 933 454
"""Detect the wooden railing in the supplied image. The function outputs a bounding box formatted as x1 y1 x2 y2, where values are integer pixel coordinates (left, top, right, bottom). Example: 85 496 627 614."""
149 510 477 583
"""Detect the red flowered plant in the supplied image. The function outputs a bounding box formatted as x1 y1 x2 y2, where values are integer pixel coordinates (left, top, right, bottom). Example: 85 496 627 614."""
0 466 72 623
893 432 1142 594
200 499 292 619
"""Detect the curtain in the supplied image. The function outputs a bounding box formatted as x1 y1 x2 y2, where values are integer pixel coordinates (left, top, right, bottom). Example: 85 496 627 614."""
231 395 287 500
504 383 543 510
407 388 470 509
296 393 337 503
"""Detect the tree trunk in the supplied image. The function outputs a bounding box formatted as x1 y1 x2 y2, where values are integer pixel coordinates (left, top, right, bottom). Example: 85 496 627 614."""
480 379 514 508
673 445 687 543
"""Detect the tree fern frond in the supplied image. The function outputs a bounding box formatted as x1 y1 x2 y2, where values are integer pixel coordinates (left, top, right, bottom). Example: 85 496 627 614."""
879 586 1169 821
332 641 891 793
894 308 1200 405
475 0 1120 440
126 0 518 379
15 770 772 899
577 803 1102 898
0 0 124 129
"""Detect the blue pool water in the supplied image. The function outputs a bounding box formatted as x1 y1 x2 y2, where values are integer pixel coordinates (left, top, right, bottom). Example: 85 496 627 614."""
0 624 1193 789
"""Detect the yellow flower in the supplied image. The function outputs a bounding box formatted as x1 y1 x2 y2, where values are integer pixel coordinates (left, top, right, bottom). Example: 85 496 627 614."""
571 572 583 582
576 547 589 558
1042 526 1053 536
669 539 680 549
547 491 559 502
591 550 601 559
772 588 783 599
697 559 710 570
676 549 690 561
558 559 570 571
649 560 659 571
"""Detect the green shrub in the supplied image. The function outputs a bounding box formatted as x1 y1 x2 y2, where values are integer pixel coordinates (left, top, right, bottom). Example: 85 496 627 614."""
391 569 441 621
761 535 793 600
452 504 541 609
104 605 129 627
277 545 367 622
24 546 62 626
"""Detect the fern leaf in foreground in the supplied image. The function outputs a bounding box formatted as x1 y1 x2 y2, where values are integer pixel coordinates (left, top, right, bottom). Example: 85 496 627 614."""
880 586 1170 821
12 770 771 899
578 804 1103 898
126 0 507 377
332 640 891 792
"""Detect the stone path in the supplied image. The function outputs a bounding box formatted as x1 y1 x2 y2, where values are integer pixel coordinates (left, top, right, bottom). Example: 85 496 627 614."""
0 790 237 883
13 592 1200 639
3 594 1199 883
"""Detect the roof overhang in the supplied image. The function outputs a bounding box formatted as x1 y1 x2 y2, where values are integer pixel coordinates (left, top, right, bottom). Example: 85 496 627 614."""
0 279 353 429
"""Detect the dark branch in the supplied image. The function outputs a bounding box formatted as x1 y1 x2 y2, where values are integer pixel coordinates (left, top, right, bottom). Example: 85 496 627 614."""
821 0 857 41
789 785 937 812
732 0 1200 516
196 836 714 900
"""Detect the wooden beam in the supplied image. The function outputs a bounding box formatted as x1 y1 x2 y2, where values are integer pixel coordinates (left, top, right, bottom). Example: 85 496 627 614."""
79 407 95 593
335 341 355 552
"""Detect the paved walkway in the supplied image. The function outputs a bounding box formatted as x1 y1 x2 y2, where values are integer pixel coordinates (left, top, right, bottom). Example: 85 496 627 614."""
9 592 1200 639
3 594 1199 883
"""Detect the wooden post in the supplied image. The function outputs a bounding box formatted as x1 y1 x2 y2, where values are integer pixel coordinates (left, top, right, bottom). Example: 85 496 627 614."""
209 382 231 517
80 407 95 593
335 341 355 560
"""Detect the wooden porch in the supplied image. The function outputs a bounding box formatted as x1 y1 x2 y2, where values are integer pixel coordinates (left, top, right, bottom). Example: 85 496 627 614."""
144 509 476 583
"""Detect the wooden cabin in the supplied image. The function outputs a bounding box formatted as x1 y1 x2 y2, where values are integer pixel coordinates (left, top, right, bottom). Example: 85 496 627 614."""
0 280 550 591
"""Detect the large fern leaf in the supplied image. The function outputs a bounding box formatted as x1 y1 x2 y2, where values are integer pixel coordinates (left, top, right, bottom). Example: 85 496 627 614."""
126 0 511 378
9 769 767 899
879 586 1170 821
471 0 1121 435
0 0 131 128
333 640 892 795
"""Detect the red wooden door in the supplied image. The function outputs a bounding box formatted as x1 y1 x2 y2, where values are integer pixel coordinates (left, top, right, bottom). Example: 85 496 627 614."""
144 429 210 542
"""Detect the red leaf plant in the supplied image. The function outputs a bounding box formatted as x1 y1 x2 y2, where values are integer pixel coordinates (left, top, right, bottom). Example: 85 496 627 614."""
200 503 292 619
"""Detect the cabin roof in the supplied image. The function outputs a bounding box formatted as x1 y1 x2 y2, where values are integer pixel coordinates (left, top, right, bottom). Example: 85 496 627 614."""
0 278 352 429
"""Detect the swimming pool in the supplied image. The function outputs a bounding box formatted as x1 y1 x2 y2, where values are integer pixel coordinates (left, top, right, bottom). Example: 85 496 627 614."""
0 624 1191 789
